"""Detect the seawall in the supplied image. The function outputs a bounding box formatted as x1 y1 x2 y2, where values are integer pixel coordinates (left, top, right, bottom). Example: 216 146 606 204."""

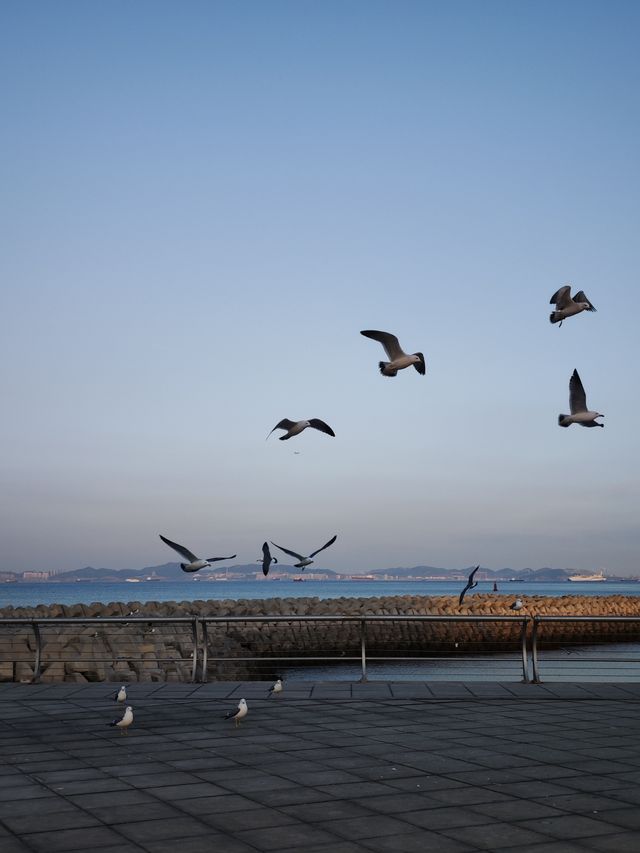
1 593 639 683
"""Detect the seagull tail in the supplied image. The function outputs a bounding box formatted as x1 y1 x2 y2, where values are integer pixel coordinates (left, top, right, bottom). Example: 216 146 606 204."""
558 414 571 427
378 361 396 377
549 311 561 324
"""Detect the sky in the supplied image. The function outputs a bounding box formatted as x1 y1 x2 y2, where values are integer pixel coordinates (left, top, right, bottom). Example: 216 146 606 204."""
1 1 639 576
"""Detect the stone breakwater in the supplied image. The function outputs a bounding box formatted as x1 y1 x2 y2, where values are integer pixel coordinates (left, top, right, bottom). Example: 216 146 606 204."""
1 594 639 683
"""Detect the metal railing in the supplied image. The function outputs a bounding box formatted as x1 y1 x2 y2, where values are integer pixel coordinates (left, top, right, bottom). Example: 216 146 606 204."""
0 614 530 683
0 617 199 683
201 614 531 682
531 616 640 682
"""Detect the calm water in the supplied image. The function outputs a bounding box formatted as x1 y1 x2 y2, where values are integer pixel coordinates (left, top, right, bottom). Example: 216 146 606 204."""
2 579 640 609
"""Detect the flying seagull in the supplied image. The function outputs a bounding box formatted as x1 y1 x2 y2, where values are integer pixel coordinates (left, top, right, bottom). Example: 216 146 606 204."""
271 534 337 569
360 330 426 377
458 566 480 605
558 370 604 428
549 285 596 326
159 535 237 573
224 698 248 728
258 542 278 577
510 598 523 611
109 706 133 736
269 679 283 696
113 685 126 703
266 419 335 441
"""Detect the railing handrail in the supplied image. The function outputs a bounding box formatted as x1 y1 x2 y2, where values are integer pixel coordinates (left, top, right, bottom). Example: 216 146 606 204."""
533 615 640 623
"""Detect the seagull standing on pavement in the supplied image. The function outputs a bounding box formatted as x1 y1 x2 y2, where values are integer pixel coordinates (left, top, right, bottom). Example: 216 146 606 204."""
271 534 337 569
266 418 335 441
109 706 133 735
558 370 604 428
360 330 426 377
458 566 480 605
113 685 126 703
258 542 278 577
224 698 248 728
549 285 596 326
159 535 237 573
269 679 283 696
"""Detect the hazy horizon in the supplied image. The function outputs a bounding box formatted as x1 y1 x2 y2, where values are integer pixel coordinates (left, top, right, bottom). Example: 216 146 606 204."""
2 2 639 577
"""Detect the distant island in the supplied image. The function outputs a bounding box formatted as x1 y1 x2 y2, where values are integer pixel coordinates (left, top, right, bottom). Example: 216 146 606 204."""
0 563 632 583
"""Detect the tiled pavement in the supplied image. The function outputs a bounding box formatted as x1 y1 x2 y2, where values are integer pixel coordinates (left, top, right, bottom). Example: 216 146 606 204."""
2 681 640 852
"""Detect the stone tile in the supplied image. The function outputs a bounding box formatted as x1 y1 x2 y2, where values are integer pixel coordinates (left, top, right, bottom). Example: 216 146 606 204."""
235 823 342 850
441 822 555 849
116 816 212 842
20 826 129 852
579 832 640 852
360 830 474 851
518 815 622 839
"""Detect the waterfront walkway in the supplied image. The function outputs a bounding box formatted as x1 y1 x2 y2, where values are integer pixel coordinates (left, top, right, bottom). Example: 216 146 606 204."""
2 682 640 852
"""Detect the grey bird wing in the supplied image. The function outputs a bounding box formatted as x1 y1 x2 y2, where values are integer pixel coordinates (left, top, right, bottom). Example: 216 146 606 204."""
266 418 297 440
550 285 572 308
458 566 479 605
159 535 198 563
573 290 596 311
206 554 236 563
224 707 240 719
271 541 305 561
360 330 405 360
569 369 587 414
309 534 337 559
262 542 271 559
308 419 335 437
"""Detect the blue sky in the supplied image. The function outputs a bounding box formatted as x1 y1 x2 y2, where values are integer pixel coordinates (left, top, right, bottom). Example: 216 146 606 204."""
1 1 639 575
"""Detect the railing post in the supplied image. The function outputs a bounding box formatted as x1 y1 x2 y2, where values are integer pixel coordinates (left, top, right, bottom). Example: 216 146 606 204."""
201 620 209 683
360 619 367 682
32 621 42 682
190 618 199 683
531 618 541 683
520 618 529 682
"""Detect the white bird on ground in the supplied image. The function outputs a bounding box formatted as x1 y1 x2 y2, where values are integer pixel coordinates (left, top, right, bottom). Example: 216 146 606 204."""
269 679 283 696
159 535 237 573
549 285 596 326
113 685 126 703
510 598 524 611
271 534 337 569
258 542 278 577
558 370 604 428
360 330 426 377
224 698 248 728
266 418 335 441
458 566 480 605
109 706 133 735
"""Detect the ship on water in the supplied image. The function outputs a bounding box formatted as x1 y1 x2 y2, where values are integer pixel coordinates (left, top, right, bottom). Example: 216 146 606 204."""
568 571 606 582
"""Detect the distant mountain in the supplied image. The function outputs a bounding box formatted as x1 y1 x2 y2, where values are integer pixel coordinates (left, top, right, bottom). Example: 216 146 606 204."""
51 561 343 581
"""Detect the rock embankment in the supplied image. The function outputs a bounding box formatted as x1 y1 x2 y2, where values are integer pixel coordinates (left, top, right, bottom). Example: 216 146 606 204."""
1 593 638 683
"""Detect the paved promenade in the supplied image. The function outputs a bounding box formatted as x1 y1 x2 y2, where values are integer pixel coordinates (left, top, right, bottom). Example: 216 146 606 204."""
2 681 640 852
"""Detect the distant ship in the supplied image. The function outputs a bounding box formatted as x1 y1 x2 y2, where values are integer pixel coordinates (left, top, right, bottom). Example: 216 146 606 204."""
568 571 606 582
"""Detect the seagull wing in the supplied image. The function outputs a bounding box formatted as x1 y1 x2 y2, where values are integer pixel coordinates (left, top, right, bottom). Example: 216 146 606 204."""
468 565 480 584
550 286 572 308
262 542 271 559
458 584 470 605
271 541 305 561
224 707 240 719
266 418 297 440
308 419 335 437
569 369 587 414
360 330 405 360
308 534 337 559
573 290 596 312
206 554 236 562
159 535 198 563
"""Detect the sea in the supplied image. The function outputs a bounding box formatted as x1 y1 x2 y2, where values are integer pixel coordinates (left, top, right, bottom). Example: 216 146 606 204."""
2 579 640 609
